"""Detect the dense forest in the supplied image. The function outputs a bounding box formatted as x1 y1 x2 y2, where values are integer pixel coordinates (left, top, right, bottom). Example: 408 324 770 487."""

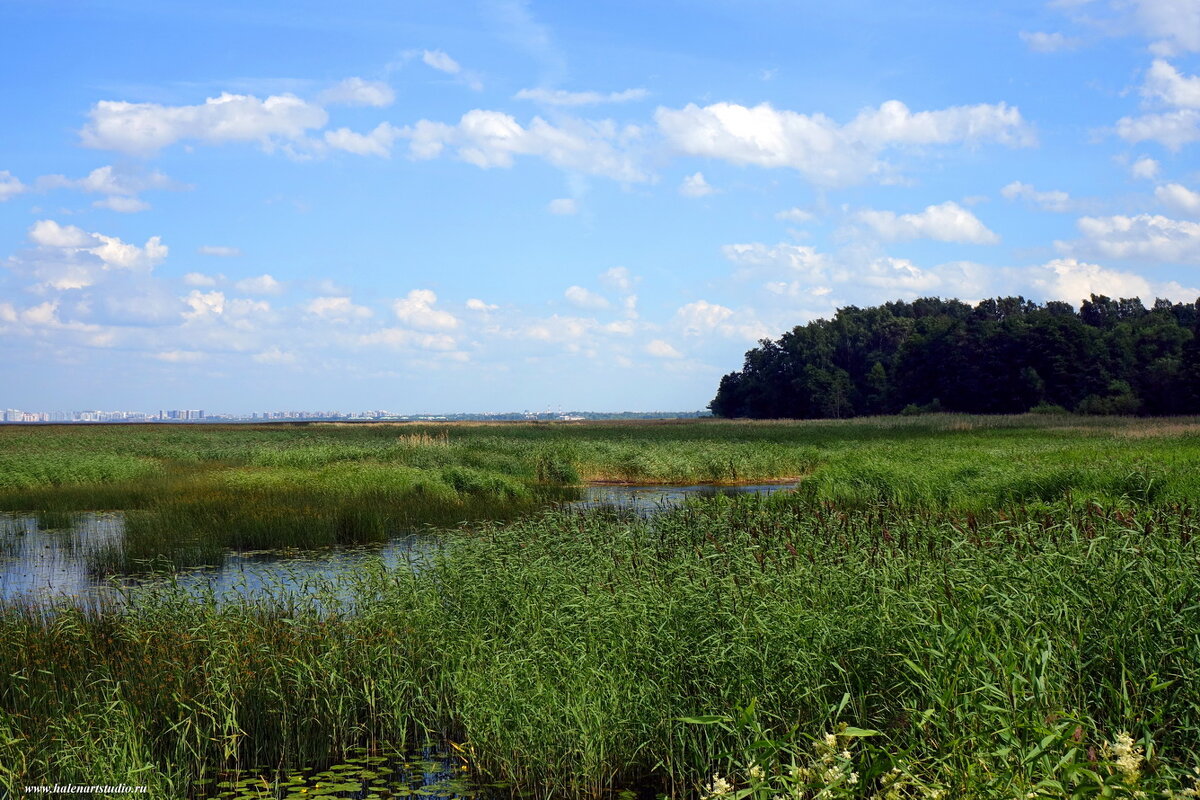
709 295 1200 418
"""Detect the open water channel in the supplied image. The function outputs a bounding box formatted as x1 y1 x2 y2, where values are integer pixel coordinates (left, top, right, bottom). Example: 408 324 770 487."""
0 483 794 605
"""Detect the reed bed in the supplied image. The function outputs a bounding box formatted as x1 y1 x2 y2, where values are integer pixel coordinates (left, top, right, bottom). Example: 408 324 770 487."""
3 495 1200 798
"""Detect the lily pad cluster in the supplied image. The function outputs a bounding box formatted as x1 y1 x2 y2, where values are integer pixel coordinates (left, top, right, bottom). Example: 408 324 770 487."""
197 745 479 800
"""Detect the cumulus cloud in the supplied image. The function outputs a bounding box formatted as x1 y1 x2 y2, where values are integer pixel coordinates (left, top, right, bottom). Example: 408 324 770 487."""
1027 257 1198 303
1131 155 1161 179
155 350 207 363
252 346 297 364
21 220 168 289
234 274 284 295
679 171 717 197
600 266 635 292
403 110 648 182
304 296 372 320
656 99 1033 187
318 77 395 107
674 300 769 341
181 290 226 321
392 289 459 331
1116 109 1200 149
514 87 649 106
547 197 578 214
197 245 241 257
29 219 94 248
183 272 219 287
0 170 25 201
422 50 462 74
324 122 401 157
1141 59 1200 107
1117 61 1200 149
1061 213 1200 262
36 165 178 212
1155 182 1200 216
1020 31 1079 52
466 298 499 311
1128 0 1200 55
358 327 459 351
80 92 328 155
645 339 683 359
1001 181 1072 212
775 207 815 223
856 201 1000 243
564 285 610 309
722 242 830 280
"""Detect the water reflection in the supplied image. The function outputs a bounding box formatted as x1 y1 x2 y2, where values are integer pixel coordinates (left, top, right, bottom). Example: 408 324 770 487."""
0 483 794 606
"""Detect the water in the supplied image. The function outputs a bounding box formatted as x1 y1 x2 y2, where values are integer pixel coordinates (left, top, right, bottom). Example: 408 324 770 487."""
0 483 794 606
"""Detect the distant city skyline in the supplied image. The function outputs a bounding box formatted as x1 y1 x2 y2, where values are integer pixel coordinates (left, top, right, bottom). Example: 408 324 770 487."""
0 406 707 423
3 0 1200 410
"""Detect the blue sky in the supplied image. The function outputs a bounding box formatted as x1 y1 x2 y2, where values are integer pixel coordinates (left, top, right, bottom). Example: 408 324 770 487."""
3 0 1200 413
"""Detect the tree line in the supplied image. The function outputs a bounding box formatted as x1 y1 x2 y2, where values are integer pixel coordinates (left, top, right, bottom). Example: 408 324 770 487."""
709 295 1200 418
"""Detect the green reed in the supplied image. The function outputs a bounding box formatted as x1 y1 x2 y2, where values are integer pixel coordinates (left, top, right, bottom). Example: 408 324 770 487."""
3 495 1199 798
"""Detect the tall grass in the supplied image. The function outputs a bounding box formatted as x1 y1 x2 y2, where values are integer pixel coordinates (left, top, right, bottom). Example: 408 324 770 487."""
3 495 1199 798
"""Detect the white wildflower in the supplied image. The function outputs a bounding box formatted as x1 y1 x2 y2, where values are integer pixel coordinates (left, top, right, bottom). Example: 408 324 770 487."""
748 764 765 782
1112 731 1144 784
702 773 733 799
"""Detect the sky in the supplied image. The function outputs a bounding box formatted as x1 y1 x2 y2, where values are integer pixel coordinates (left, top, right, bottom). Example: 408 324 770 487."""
3 0 1200 414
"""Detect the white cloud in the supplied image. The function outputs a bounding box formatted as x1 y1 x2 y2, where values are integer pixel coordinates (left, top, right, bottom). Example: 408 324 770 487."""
235 274 284 295
197 245 242 257
1155 182 1200 216
564 285 610 309
1129 0 1200 55
645 339 683 359
466 298 498 311
155 350 206 363
1131 155 1161 179
422 50 462 74
1116 110 1200 149
854 256 943 292
600 266 635 292
514 87 649 106
392 289 459 331
182 290 226 320
305 296 372 321
80 92 328 155
547 197 578 214
656 99 1032 187
856 201 1000 243
93 196 150 213
183 272 219 287
722 242 830 280
1141 59 1200 107
0 170 25 201
324 122 401 157
679 171 717 197
523 315 596 344
358 327 459 351
1062 212 1200 261
674 300 769 341
775 207 815 223
1001 181 1073 212
26 220 167 277
90 233 168 270
403 109 648 182
38 165 177 212
1020 30 1080 52
318 77 394 107
1031 258 1154 302
29 219 94 248
252 346 297 364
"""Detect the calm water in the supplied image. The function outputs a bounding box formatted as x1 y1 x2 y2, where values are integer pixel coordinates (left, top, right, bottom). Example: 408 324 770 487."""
0 483 793 605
